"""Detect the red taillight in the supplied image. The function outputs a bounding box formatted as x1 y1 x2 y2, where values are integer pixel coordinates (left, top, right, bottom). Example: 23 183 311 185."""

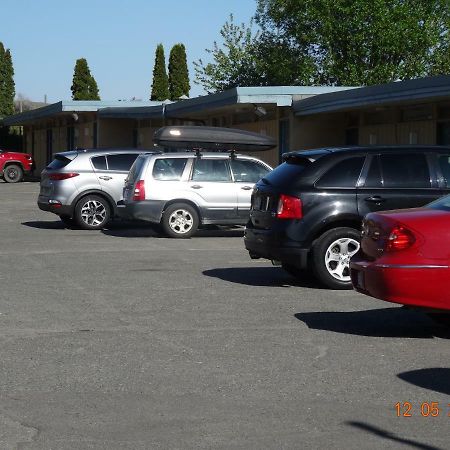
49 173 79 181
132 180 145 201
386 226 415 251
276 194 302 219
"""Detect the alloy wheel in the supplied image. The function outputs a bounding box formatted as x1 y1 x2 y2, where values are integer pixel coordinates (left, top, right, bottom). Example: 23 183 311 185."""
80 200 107 227
324 237 360 282
168 209 194 234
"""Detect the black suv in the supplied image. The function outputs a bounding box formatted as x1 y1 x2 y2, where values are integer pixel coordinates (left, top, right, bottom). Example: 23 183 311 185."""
244 145 450 289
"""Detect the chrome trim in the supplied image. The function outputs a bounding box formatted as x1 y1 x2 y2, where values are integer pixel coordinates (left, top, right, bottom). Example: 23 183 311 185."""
374 264 449 269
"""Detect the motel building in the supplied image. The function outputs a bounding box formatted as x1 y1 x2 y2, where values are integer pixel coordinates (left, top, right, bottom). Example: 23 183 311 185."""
3 75 450 174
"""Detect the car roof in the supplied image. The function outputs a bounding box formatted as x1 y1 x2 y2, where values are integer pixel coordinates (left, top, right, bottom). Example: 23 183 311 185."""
139 151 264 160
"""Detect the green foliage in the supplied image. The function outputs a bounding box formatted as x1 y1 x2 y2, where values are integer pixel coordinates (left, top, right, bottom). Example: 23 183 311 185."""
0 42 16 118
195 1 450 92
151 44 169 101
194 15 262 93
71 58 100 100
255 0 450 86
168 43 190 100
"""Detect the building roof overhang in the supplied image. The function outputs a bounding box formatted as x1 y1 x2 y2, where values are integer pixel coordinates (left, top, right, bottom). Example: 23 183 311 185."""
294 75 450 116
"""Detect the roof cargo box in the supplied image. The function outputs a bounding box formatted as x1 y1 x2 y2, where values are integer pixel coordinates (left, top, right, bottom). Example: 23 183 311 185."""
154 126 276 152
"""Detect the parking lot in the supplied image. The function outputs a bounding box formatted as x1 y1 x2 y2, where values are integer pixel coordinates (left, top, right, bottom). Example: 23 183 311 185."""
0 181 449 449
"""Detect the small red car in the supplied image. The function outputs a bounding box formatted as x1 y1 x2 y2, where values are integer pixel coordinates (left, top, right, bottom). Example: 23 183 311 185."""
350 195 450 317
0 149 35 182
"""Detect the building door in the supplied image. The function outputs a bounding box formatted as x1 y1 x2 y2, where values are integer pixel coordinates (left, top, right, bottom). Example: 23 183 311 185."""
46 129 53 164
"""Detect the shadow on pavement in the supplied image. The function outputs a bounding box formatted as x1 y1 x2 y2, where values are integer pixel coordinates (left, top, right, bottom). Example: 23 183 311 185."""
22 220 66 230
397 368 450 395
203 266 325 289
346 421 443 450
295 307 450 338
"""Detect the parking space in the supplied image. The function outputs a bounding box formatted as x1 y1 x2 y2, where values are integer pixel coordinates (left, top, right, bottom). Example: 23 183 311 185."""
0 182 449 449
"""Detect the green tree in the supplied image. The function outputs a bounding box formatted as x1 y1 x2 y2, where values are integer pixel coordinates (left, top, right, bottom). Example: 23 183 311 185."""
71 58 100 100
194 15 261 93
168 43 190 100
0 42 15 119
255 0 450 86
151 44 169 100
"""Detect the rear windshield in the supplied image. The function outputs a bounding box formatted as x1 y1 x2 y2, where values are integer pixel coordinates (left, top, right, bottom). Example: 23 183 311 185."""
263 160 310 186
426 195 450 212
127 155 147 183
46 154 75 170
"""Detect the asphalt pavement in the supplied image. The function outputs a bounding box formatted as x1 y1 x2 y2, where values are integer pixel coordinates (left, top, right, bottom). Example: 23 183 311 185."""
0 181 449 449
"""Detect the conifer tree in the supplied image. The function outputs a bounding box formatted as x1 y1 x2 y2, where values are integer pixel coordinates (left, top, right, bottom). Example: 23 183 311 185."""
0 42 15 118
150 44 169 101
71 58 100 100
168 43 190 100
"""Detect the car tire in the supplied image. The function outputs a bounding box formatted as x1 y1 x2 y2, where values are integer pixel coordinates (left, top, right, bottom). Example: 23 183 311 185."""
59 215 77 228
311 227 361 290
3 164 23 183
74 195 111 230
161 203 199 238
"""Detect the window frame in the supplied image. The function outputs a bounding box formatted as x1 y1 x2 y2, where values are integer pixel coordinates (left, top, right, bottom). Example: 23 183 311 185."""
314 155 366 189
189 157 233 183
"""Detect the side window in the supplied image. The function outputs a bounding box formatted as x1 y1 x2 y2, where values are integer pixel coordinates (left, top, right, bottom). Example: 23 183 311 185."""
438 155 450 188
107 153 139 171
191 159 231 182
316 156 365 188
230 159 270 183
380 153 431 188
364 156 382 188
152 158 188 181
91 155 107 170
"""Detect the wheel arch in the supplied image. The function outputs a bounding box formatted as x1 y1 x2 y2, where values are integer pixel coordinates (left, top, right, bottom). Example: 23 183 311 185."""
162 199 202 223
72 190 117 216
310 217 362 245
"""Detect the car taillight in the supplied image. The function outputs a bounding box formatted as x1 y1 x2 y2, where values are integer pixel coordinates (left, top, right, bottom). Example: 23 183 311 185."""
49 173 79 180
133 180 145 201
386 226 415 251
276 194 302 219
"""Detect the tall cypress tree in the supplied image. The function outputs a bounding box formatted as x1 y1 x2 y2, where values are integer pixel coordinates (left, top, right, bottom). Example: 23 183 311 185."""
150 44 169 101
0 42 15 119
168 43 190 100
71 58 100 100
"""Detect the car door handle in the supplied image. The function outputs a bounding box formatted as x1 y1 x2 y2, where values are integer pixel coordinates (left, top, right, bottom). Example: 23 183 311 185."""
191 185 203 189
241 186 252 190
365 196 386 203
99 176 112 181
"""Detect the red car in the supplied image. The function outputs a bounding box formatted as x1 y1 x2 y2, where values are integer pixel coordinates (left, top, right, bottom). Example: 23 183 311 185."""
0 149 35 182
350 195 450 321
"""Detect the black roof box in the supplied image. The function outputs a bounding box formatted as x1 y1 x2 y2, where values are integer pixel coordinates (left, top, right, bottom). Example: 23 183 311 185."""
154 126 276 152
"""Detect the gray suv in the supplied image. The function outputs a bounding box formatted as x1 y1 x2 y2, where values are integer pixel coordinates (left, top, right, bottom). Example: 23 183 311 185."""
122 152 272 238
38 148 157 229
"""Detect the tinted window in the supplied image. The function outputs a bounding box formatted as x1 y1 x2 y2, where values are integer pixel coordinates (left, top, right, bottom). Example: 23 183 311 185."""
263 160 310 187
127 155 146 184
380 153 430 188
107 153 139 171
438 154 450 188
152 158 188 180
91 155 107 170
316 157 364 188
364 156 382 188
230 159 270 183
46 155 73 170
191 159 231 182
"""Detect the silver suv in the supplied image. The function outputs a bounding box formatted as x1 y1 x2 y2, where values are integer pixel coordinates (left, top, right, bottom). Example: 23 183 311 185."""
122 152 272 238
38 148 156 229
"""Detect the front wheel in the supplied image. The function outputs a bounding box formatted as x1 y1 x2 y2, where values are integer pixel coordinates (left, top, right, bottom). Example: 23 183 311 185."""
74 195 111 230
3 164 23 183
161 203 199 238
311 227 360 289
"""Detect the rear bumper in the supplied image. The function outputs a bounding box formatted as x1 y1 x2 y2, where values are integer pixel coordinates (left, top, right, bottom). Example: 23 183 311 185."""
350 259 450 311
244 226 309 268
123 200 165 223
37 200 72 217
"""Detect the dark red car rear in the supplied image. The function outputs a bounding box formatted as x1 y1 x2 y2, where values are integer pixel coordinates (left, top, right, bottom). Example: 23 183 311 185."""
350 196 450 311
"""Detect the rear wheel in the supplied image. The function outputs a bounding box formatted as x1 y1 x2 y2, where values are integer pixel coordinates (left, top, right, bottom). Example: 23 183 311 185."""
3 164 23 183
312 227 360 289
74 195 111 230
161 203 199 238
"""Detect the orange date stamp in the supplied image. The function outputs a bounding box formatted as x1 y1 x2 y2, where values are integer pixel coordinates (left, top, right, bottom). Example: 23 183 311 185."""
395 402 450 417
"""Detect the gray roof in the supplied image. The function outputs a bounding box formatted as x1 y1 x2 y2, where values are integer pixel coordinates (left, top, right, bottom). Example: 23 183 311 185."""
294 75 450 116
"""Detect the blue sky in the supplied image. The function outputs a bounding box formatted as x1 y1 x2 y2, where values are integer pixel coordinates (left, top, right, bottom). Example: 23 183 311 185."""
1 0 258 103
